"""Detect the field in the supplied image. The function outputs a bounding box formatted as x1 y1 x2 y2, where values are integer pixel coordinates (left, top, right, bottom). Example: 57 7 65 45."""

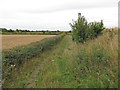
2 35 56 50
0 0 118 88
2 30 118 88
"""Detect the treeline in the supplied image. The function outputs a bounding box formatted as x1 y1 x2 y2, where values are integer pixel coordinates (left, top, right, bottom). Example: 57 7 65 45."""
0 28 71 35
0 28 60 32
70 13 104 43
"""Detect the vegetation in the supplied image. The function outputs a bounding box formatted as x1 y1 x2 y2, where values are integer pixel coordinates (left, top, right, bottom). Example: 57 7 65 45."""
0 28 71 35
70 13 104 43
74 30 118 88
1 13 118 88
2 30 118 88
2 34 65 80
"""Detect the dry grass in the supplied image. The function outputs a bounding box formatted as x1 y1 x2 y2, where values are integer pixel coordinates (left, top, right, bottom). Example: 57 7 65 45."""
2 35 56 50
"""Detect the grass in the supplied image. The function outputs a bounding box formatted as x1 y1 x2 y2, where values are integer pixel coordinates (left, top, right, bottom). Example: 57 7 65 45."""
2 31 118 88
74 31 118 88
2 34 64 81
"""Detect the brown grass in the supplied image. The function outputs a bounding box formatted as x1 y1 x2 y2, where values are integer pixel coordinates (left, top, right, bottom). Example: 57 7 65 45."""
2 35 56 50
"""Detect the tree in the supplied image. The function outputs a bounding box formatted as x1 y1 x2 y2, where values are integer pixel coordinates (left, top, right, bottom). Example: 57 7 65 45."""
70 13 104 43
1 28 8 32
70 13 88 43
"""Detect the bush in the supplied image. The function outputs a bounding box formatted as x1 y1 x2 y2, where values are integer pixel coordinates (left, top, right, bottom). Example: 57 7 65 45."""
70 13 104 43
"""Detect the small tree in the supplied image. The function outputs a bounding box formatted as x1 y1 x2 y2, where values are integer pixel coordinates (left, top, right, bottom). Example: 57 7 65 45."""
70 13 104 43
70 13 88 43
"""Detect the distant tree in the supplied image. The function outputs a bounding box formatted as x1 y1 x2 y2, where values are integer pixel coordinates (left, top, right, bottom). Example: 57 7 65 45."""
42 31 45 34
1 28 8 32
16 29 19 32
8 29 14 32
57 30 60 32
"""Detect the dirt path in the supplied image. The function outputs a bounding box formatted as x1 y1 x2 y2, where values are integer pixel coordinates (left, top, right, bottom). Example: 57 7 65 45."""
24 35 80 88
25 35 72 88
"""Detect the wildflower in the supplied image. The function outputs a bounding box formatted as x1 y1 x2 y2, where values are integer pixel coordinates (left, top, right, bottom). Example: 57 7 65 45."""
10 64 15 68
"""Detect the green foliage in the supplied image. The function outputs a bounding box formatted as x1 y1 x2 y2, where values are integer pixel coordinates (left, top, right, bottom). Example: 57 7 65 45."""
1 28 66 35
73 32 118 88
2 34 65 79
70 13 104 43
75 45 117 88
0 28 8 32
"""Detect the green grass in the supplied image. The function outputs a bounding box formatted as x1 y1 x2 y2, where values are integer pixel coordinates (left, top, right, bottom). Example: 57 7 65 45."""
3 31 118 88
2 34 64 81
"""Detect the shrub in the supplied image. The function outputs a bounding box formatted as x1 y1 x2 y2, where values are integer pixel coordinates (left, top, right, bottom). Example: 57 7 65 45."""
70 13 104 43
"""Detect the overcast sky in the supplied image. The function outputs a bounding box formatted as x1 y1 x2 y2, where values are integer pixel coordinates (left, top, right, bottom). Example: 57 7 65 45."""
0 0 119 31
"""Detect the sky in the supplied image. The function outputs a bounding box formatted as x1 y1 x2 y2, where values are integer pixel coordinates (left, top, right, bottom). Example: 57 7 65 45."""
0 0 119 31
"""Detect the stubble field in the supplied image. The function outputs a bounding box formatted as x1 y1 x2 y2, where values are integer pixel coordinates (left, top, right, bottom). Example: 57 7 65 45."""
2 35 56 50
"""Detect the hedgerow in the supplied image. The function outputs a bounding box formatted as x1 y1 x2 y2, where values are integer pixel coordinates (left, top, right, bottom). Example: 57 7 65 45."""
2 34 65 78
70 13 104 43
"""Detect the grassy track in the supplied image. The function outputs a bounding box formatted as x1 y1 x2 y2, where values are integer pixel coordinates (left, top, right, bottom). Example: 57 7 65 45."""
3 33 118 88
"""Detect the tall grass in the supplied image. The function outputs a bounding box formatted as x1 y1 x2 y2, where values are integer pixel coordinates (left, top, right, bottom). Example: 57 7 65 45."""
33 31 118 88
73 30 118 88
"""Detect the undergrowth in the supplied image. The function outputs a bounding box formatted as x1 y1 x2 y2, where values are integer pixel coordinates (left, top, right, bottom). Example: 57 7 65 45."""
72 30 118 88
2 34 65 80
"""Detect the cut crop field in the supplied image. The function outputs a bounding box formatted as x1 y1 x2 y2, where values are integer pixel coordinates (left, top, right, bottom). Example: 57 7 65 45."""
2 35 56 50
